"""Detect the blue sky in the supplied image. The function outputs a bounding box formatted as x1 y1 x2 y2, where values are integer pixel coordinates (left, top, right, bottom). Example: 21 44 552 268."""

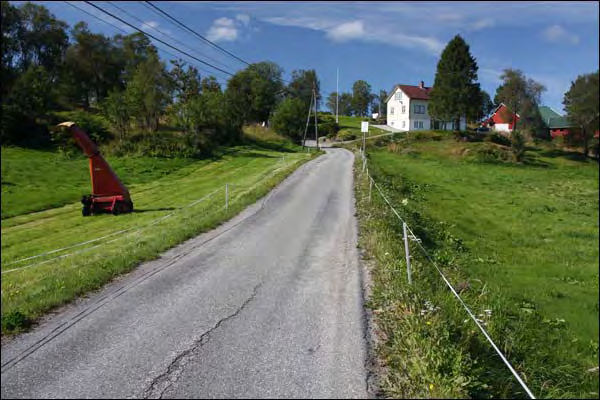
22 1 600 114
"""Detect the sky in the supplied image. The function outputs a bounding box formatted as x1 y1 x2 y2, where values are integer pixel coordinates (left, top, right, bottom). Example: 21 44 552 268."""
19 1 600 114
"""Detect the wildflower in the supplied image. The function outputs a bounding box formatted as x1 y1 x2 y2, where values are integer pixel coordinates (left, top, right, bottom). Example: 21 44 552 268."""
402 198 409 206
429 383 434 391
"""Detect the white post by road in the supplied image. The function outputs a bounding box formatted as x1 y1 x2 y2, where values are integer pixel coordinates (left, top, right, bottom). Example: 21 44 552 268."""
403 222 412 284
368 176 373 203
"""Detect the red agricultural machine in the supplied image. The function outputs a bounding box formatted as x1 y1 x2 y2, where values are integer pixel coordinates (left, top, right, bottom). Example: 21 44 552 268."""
56 121 133 216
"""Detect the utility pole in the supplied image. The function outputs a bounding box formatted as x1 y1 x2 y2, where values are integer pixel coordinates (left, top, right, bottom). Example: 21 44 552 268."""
336 67 339 124
313 84 319 150
302 89 314 150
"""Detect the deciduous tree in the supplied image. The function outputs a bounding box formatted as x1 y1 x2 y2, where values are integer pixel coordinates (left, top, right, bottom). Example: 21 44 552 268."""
563 70 600 158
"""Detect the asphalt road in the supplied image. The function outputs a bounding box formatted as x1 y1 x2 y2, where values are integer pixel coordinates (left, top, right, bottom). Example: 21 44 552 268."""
1 148 370 399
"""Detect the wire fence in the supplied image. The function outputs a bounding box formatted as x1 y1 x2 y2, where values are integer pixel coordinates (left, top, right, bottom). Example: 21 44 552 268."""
2 156 293 276
357 148 536 399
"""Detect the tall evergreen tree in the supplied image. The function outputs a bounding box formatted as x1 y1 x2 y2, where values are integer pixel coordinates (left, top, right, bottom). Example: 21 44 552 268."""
428 34 480 130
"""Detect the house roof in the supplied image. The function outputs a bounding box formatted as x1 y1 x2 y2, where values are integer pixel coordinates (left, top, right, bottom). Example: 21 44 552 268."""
484 103 520 122
386 84 432 102
538 106 574 129
538 106 561 122
547 116 573 129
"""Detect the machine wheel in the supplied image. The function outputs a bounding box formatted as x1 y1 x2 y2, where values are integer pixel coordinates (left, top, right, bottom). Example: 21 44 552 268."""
82 205 91 217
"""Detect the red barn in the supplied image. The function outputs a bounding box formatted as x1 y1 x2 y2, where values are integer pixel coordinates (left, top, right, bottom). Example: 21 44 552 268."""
482 103 520 132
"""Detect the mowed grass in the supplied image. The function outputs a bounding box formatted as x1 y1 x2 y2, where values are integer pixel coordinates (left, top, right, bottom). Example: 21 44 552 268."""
1 134 317 334
352 134 599 398
1 147 198 218
337 115 389 137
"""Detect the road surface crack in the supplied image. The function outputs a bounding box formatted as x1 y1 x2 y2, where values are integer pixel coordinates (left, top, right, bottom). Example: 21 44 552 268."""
142 283 262 399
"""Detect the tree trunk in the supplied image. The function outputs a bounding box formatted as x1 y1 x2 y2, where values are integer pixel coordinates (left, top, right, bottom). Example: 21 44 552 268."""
583 127 589 157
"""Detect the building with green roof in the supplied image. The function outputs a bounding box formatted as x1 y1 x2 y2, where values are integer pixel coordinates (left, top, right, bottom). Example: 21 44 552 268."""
538 106 576 138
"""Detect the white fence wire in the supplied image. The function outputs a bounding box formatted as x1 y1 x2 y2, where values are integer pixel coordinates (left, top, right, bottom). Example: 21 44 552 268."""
359 149 536 399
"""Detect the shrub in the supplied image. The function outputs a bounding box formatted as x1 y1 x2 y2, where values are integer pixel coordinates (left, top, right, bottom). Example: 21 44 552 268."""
337 129 357 141
474 143 511 163
485 132 512 147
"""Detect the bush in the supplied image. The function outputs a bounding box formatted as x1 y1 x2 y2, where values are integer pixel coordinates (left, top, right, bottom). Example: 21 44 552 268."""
337 129 357 141
474 143 511 163
484 132 512 147
410 130 445 142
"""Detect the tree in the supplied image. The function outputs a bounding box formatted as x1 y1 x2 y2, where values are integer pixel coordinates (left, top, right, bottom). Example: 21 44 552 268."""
495 69 546 161
126 51 171 133
102 89 130 141
351 80 372 117
338 93 354 116
429 35 481 130
326 92 338 115
563 70 600 158
16 2 69 77
480 90 494 120
271 98 308 142
225 61 284 124
201 76 222 93
63 22 123 108
495 68 546 136
1 1 21 97
288 69 320 108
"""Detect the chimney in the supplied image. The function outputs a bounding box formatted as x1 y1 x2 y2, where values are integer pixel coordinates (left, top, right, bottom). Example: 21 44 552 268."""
419 81 425 89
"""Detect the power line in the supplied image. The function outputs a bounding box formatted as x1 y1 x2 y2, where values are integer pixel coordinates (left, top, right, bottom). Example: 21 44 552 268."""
84 1 235 77
107 1 235 72
64 1 229 85
143 1 250 67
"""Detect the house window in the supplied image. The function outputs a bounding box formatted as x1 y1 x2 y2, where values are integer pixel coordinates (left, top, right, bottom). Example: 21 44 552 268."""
419 121 424 128
390 107 394 115
402 105 406 114
395 91 402 101
414 121 418 129
414 105 425 114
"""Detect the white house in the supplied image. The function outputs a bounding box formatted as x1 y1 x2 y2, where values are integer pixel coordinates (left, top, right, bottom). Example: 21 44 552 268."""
386 81 467 131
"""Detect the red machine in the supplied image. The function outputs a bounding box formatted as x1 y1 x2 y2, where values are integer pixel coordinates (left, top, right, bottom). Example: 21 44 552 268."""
57 122 134 216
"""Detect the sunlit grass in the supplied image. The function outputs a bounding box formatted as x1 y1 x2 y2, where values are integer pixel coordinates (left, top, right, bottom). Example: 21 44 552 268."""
1 137 318 334
352 134 599 398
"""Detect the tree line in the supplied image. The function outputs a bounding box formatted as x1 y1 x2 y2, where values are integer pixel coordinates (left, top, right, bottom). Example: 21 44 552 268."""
0 1 329 156
426 34 598 159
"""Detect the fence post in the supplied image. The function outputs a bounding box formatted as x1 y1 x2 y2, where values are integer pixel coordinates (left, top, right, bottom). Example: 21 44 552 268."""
225 183 229 210
403 222 412 284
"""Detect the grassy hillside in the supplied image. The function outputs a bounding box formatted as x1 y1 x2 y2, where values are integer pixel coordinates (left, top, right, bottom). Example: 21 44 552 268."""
1 128 318 334
336 115 388 138
352 133 599 398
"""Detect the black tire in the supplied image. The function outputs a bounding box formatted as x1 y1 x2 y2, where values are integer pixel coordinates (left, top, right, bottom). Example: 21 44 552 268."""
82 205 91 217
112 204 120 216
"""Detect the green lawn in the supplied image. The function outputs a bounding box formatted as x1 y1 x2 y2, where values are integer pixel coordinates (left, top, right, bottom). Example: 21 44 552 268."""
1 134 317 334
352 134 599 398
337 115 388 137
1 147 198 218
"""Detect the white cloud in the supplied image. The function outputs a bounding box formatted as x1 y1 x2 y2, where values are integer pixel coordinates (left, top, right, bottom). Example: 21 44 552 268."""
542 25 580 44
326 21 365 42
236 14 250 26
469 18 495 31
207 17 239 42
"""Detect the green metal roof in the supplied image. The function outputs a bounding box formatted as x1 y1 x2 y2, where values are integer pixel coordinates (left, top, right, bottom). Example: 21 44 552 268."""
547 116 573 129
538 106 574 129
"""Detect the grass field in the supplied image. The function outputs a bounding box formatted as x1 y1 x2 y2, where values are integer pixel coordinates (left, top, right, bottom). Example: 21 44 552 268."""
336 115 389 137
1 129 318 334
351 133 599 398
